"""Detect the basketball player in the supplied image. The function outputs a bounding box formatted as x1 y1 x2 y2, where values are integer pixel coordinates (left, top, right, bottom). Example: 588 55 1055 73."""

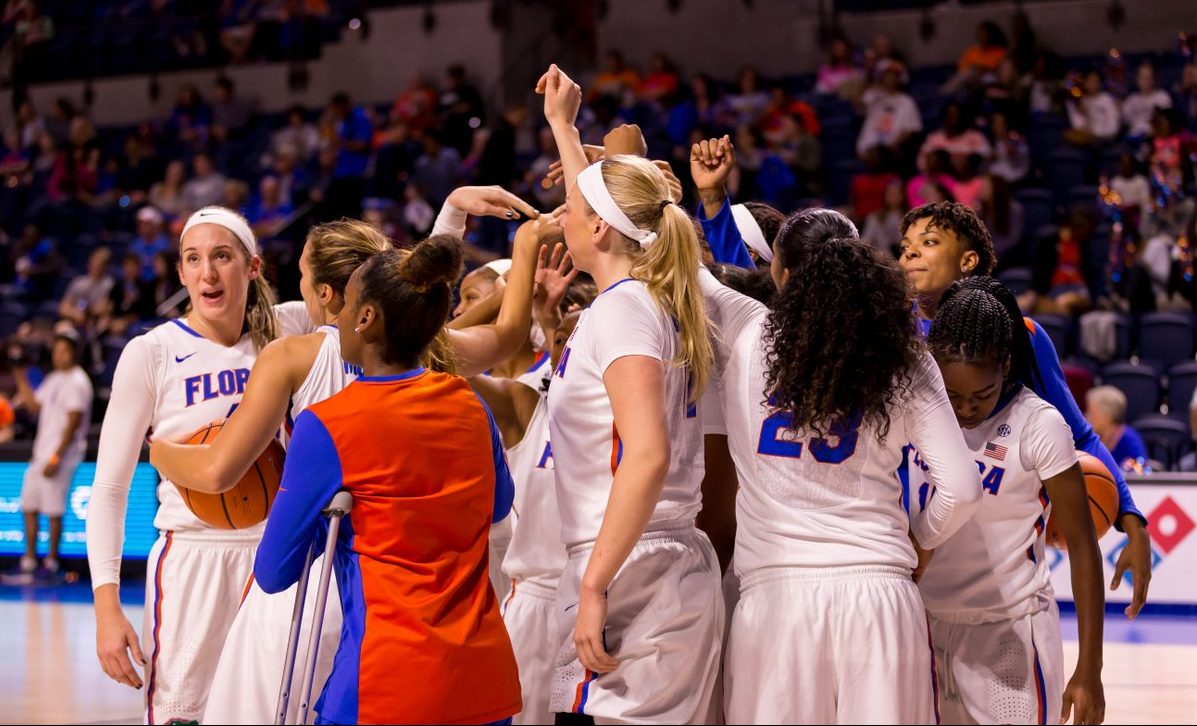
86 207 318 724
149 203 546 722
537 64 723 724
470 253 581 724
254 236 520 724
699 229 981 723
922 281 1105 725
898 204 1152 618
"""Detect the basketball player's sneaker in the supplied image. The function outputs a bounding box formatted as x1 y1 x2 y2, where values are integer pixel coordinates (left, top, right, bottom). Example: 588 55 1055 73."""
1 555 37 585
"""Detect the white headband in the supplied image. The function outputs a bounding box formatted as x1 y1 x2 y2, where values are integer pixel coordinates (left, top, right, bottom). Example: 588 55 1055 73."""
181 206 258 257
482 258 512 277
731 204 773 262
576 162 660 248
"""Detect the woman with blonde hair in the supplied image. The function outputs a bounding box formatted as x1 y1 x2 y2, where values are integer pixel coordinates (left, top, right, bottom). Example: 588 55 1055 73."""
536 64 722 724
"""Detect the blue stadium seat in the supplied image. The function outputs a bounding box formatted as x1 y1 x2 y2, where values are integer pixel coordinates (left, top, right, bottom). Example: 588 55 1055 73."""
1167 361 1197 415
1032 313 1074 358
1136 312 1196 370
1131 414 1192 470
998 267 1033 296
1100 361 1161 422
1014 188 1055 242
1045 149 1089 198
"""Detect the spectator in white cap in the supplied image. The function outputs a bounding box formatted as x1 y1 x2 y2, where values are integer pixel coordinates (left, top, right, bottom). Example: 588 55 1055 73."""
129 206 169 282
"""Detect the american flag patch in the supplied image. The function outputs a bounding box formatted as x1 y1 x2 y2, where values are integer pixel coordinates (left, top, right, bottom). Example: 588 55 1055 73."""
984 441 1008 461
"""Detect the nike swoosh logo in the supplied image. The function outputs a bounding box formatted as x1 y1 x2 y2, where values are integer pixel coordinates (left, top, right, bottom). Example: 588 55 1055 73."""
175 353 196 363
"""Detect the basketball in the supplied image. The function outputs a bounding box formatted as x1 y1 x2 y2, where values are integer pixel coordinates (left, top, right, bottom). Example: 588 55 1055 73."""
1044 451 1119 550
175 422 285 529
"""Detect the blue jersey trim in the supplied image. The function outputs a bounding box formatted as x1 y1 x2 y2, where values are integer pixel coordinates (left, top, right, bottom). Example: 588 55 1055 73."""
600 277 635 295
357 368 427 383
170 319 205 338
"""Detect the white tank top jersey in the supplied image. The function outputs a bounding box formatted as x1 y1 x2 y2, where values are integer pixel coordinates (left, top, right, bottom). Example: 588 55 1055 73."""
917 386 1077 620
501 394 564 588
291 325 359 415
698 270 980 575
547 278 705 547
86 302 315 589
514 350 552 393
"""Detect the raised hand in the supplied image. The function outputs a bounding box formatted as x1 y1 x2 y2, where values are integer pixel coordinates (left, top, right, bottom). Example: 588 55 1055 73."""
603 123 648 157
446 185 539 220
690 135 735 194
542 144 604 190
533 241 579 331
536 64 583 130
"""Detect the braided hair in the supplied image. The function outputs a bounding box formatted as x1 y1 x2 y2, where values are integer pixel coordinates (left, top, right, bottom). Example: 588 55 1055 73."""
927 287 1014 376
936 276 1042 388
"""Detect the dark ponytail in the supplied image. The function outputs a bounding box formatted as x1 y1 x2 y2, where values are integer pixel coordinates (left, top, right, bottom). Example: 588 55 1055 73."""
773 208 859 270
358 234 464 368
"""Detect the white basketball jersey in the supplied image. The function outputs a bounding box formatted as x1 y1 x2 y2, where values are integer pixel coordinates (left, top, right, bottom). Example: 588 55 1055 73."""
501 394 564 588
698 269 979 575
291 325 359 416
514 350 551 393
547 279 704 547
142 305 313 534
917 386 1076 620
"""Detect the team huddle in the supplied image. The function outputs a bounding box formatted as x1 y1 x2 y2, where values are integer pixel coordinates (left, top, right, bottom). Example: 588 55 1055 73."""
84 65 1152 726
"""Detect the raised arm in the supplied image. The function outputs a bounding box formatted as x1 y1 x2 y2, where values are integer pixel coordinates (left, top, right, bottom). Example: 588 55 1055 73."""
150 334 316 494
690 136 754 269
536 64 588 191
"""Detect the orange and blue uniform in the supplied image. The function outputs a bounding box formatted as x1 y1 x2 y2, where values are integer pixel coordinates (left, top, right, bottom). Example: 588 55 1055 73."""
254 368 521 725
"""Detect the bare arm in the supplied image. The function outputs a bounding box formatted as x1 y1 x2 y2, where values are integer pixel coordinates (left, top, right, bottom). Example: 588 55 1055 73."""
447 284 503 330
576 356 671 673
149 335 315 494
11 367 39 414
447 218 548 377
536 65 588 191
698 433 738 575
1045 463 1106 725
467 374 540 447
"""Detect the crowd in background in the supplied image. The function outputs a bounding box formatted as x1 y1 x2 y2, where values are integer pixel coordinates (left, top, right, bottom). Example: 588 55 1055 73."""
0 9 1195 463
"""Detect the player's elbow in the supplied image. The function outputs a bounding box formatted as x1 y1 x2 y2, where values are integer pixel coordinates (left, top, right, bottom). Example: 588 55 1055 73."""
252 559 291 594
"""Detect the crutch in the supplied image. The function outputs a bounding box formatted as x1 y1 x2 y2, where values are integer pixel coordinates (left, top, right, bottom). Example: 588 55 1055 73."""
275 489 354 725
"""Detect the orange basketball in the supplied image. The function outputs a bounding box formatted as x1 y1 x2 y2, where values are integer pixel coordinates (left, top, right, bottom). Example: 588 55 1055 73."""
175 421 285 529
1044 451 1119 550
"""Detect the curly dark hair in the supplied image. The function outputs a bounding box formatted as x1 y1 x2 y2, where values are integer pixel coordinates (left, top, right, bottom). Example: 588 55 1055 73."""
900 201 996 277
775 208 858 268
937 276 1043 388
762 236 919 442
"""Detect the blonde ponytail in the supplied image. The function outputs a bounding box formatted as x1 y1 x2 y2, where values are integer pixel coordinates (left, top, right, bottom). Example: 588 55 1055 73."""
244 272 280 352
598 155 713 400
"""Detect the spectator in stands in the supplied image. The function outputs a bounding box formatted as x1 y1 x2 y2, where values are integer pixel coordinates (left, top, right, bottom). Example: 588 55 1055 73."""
128 206 169 281
851 147 900 221
47 116 99 203
856 61 922 163
1065 69 1121 146
150 250 184 319
57 247 113 328
413 131 463 209
669 74 728 147
271 104 320 162
907 149 956 208
978 173 1024 268
1179 60 1197 131
983 58 1030 129
815 35 864 100
1 328 91 584
591 49 641 104
1110 153 1152 210
149 159 188 219
12 222 59 301
988 112 1030 184
641 52 681 104
1148 107 1188 199
182 151 227 210
1122 62 1173 141
951 154 986 209
1008 10 1039 75
247 175 291 239
116 130 163 203
944 20 1008 93
221 178 250 213
862 179 905 257
268 147 309 207
323 91 372 220
918 102 992 171
210 76 252 145
726 65 772 127
862 33 907 85
392 74 439 134
44 97 75 146
103 252 153 336
0 0 53 87
437 64 485 156
1025 206 1096 316
218 0 257 63
167 83 211 152
1085 386 1148 469
14 98 44 150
